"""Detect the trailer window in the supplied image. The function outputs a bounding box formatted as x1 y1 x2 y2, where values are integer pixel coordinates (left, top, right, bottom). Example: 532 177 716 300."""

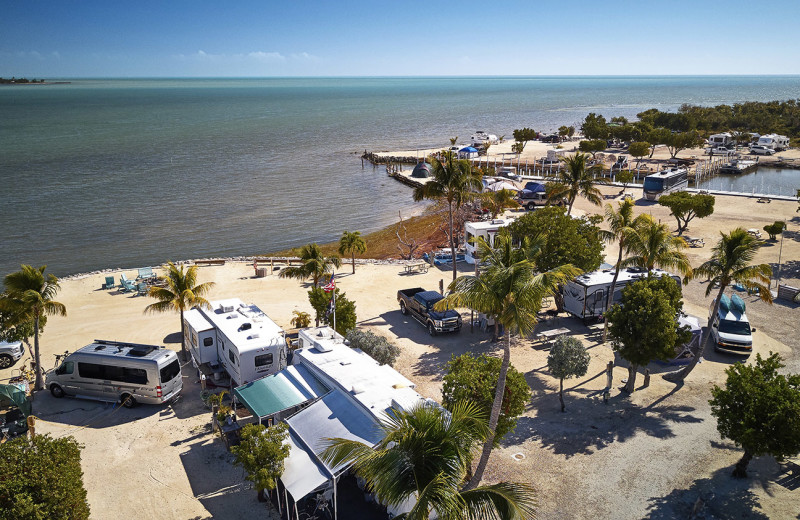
255 353 273 367
159 360 181 383
78 362 104 379
123 368 148 384
228 350 238 366
203 337 213 347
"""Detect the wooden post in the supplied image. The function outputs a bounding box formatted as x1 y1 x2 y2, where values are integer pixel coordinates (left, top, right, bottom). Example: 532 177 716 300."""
643 368 651 388
606 360 614 389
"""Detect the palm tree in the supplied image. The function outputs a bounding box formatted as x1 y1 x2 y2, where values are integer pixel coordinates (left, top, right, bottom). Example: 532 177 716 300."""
338 231 367 274
439 233 580 488
279 243 341 287
548 152 605 215
322 401 537 520
620 215 692 277
599 199 649 342
413 153 483 281
1 265 66 391
670 228 772 382
481 189 520 219
144 262 215 361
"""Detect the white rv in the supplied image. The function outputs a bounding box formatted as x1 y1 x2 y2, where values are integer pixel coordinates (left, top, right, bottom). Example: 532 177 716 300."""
471 131 498 146
563 267 682 322
756 134 790 151
708 132 733 147
464 217 515 264
183 298 288 387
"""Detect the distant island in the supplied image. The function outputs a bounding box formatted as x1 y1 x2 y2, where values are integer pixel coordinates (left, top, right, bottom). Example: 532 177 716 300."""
0 77 70 85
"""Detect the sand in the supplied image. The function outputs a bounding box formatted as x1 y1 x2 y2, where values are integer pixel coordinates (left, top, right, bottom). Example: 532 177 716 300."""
6 186 800 519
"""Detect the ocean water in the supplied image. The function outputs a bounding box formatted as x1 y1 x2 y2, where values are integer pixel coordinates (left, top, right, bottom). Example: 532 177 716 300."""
2 76 800 277
695 166 800 196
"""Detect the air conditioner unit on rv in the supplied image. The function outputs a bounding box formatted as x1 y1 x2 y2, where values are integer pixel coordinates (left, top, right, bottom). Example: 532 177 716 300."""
220 303 235 313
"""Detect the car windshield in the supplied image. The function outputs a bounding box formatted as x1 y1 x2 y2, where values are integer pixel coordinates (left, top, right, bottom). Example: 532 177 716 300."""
719 319 751 336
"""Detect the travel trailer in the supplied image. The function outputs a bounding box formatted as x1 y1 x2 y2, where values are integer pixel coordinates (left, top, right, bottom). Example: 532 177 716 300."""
563 267 682 322
471 131 498 145
183 298 288 387
708 133 733 147
756 134 789 151
45 340 182 407
464 217 515 264
709 294 754 355
642 167 688 201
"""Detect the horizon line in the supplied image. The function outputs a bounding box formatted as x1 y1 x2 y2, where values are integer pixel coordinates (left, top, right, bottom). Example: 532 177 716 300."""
7 73 800 80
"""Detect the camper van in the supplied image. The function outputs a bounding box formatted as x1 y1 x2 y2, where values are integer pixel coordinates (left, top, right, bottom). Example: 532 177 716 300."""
563 267 682 322
45 340 182 407
709 294 754 355
756 134 790 151
464 217 515 264
183 298 288 387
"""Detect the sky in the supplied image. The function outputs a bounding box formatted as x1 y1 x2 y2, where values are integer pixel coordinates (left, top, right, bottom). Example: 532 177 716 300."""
2 0 800 78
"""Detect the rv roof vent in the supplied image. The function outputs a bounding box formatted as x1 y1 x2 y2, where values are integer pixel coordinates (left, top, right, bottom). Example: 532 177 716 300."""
94 345 106 351
239 323 252 331
128 346 156 357
490 219 504 225
317 330 327 338
247 333 260 340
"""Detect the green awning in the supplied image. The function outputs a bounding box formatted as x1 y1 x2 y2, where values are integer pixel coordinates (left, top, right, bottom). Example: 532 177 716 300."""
0 384 31 417
233 364 328 419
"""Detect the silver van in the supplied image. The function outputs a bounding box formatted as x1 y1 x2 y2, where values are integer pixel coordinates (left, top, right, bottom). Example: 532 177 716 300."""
45 340 182 407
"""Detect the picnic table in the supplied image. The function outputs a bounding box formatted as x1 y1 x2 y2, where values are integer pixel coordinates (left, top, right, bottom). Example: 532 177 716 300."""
534 327 570 347
403 262 429 274
685 237 704 248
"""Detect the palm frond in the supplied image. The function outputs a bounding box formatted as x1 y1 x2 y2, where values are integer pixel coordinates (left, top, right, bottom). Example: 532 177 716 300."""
460 481 538 520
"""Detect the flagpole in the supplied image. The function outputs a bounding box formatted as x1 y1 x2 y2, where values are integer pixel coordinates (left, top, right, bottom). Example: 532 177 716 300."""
333 281 337 332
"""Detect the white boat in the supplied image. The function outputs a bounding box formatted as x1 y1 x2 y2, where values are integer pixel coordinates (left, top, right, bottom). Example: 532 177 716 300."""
471 131 498 145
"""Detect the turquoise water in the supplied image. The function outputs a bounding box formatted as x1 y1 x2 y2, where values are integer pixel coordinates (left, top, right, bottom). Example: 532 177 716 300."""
695 166 800 196
3 76 800 276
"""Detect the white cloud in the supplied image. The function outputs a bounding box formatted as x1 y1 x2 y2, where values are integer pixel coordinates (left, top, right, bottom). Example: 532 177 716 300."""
289 52 319 61
248 51 285 62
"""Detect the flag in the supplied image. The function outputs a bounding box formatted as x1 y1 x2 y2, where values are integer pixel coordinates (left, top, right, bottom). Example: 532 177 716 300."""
325 296 335 317
323 273 336 292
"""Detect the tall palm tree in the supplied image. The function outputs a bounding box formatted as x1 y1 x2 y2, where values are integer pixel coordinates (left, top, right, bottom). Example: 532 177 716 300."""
279 243 341 287
144 262 215 361
1 265 66 391
670 228 772 381
439 233 580 489
599 199 649 342
620 215 692 277
413 153 483 281
481 189 520 219
548 152 605 215
338 231 367 274
322 401 537 520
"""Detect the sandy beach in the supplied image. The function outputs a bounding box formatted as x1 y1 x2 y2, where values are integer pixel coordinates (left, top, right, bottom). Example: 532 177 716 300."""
6 185 800 519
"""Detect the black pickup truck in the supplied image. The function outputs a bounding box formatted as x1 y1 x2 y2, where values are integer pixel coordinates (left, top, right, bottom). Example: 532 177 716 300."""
397 288 462 336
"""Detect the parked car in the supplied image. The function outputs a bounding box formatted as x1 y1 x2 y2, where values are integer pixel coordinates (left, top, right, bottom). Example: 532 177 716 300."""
0 341 24 369
749 145 775 156
397 288 461 335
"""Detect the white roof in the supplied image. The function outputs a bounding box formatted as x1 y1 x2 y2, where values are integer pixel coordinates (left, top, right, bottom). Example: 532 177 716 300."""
465 217 515 233
183 308 214 332
197 298 283 352
281 431 330 501
571 267 677 288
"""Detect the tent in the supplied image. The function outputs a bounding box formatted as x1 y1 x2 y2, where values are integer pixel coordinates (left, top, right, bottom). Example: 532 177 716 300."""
485 181 517 192
458 146 479 159
0 384 30 418
410 162 432 178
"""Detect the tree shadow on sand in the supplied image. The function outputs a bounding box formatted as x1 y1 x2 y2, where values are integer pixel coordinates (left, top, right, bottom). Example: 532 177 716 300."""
645 459 783 520
502 373 702 457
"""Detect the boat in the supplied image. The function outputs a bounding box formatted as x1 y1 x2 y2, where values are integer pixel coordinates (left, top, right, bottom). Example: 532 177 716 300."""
718 159 757 175
470 131 498 145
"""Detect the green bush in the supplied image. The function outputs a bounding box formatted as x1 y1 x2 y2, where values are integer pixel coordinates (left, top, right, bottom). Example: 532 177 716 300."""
345 329 400 366
763 221 785 240
0 434 90 520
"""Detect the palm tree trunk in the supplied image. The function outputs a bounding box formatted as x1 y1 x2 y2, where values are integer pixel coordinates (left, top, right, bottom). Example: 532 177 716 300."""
732 449 753 478
567 196 575 216
559 378 565 412
351 252 356 275
671 284 726 382
603 246 625 342
449 200 457 282
33 313 44 391
464 331 511 490
624 364 638 394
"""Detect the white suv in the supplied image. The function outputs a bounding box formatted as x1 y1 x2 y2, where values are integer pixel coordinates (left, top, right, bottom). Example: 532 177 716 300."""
749 145 775 155
0 341 24 369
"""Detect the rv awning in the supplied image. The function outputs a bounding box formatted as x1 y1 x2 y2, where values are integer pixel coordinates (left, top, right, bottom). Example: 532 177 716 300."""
233 365 329 419
281 431 331 501
286 389 383 474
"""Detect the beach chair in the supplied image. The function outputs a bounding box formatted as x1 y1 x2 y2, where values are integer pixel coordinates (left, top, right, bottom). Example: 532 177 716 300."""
137 282 149 296
137 267 155 280
119 274 137 293
103 276 116 290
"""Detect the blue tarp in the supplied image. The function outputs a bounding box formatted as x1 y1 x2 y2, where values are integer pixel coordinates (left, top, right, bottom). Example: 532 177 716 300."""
524 182 546 193
459 146 479 153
